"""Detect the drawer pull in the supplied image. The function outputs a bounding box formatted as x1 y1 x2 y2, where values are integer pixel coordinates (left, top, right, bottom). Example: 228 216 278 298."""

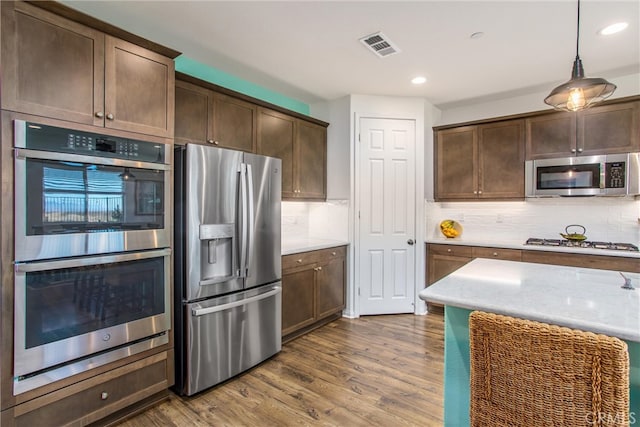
314 266 323 272
447 249 452 253
492 252 498 257
296 259 303 264
100 392 109 400
332 252 336 256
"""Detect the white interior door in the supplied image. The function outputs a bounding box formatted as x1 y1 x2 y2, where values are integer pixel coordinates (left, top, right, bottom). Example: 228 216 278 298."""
358 118 416 315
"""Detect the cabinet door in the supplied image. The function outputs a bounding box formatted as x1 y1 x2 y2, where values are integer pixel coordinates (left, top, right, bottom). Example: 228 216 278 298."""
296 120 327 199
281 265 316 336
1 2 105 126
525 112 577 159
427 253 472 284
104 36 174 138
477 120 524 199
316 256 345 319
578 101 640 155
257 108 296 198
174 80 212 145
211 93 257 152
435 126 477 200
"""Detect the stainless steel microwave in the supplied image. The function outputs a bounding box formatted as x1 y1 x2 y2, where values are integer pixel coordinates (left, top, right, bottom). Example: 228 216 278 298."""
525 153 640 197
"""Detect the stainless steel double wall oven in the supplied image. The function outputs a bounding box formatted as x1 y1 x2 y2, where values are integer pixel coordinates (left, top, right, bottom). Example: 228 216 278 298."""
12 120 171 394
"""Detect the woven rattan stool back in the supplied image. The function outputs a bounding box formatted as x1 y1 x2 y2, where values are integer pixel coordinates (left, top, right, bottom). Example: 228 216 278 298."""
469 311 630 427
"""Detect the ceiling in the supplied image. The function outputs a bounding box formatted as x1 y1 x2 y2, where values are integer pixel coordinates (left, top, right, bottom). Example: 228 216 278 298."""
61 1 639 109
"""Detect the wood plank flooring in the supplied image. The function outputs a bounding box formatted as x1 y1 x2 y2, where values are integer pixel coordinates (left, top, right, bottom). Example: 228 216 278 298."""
116 311 444 427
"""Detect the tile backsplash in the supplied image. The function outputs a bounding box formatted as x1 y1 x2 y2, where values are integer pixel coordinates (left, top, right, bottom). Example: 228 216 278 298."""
282 200 349 242
426 197 640 244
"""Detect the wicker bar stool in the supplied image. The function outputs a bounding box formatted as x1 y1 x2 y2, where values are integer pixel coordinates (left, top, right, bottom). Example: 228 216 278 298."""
469 311 630 427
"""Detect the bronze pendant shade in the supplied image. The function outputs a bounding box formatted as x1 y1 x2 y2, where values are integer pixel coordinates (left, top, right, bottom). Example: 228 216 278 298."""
544 0 616 112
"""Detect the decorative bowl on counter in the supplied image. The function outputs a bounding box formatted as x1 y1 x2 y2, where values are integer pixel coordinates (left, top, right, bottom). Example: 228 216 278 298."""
440 219 463 238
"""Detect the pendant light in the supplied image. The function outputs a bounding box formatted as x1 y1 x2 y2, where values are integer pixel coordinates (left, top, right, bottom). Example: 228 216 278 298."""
544 0 616 112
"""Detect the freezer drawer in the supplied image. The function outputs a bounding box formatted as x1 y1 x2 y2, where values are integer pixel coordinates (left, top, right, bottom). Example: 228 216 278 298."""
181 283 282 396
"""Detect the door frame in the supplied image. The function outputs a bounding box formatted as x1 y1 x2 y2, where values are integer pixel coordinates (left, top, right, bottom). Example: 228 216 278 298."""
351 111 426 317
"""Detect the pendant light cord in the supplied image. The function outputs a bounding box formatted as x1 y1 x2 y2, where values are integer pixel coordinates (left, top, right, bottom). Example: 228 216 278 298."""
575 0 581 59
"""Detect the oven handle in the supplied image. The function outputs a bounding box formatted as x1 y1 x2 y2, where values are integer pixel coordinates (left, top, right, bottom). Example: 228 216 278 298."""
14 248 171 273
14 148 170 171
191 286 281 317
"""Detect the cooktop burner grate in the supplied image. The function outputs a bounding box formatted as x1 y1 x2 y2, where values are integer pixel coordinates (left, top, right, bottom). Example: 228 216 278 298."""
525 238 639 252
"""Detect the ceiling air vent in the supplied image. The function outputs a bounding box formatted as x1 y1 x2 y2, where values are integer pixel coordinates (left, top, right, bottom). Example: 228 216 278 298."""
359 32 401 58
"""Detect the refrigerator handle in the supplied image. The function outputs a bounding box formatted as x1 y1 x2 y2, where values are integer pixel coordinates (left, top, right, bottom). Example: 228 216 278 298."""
191 286 281 317
245 163 255 277
239 163 248 278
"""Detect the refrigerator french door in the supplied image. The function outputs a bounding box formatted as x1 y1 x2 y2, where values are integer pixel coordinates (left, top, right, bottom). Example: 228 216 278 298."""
174 144 282 396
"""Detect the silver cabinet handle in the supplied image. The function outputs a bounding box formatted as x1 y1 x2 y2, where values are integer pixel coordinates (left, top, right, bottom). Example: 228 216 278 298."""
106 113 114 120
95 111 104 118
296 259 303 264
473 190 478 195
478 190 483 195
571 148 577 153
314 266 323 272
100 392 109 400
577 148 583 153
192 286 281 316
331 252 337 256
447 249 452 253
407 239 415 245
492 252 498 257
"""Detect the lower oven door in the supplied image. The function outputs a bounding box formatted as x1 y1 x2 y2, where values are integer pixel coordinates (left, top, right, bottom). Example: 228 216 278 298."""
181 283 282 396
14 249 171 393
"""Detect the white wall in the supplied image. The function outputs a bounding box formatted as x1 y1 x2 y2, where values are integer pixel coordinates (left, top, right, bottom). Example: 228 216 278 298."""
437 72 640 125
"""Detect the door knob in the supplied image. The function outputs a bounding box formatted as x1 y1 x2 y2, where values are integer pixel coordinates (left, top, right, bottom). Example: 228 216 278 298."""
407 239 415 245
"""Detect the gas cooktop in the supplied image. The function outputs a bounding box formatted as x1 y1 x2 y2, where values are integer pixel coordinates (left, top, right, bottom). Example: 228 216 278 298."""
525 238 639 252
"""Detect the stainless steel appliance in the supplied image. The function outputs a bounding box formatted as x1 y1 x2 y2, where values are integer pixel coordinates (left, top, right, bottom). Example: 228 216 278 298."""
174 144 282 396
525 238 639 252
14 120 171 261
12 120 172 394
525 152 640 197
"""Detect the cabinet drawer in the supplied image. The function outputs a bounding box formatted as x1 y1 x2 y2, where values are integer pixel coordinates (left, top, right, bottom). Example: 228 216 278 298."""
13 352 168 427
282 246 346 271
522 250 640 273
472 246 522 261
427 244 473 258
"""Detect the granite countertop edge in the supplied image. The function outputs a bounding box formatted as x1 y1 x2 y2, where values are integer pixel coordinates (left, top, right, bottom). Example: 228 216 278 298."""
282 238 349 255
425 236 640 258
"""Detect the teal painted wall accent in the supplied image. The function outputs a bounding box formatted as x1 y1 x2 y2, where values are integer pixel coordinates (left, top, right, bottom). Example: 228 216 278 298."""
175 56 310 116
443 307 640 425
444 306 471 426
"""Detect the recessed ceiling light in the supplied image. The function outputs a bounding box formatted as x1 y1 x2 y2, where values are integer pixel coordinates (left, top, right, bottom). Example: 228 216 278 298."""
599 22 628 35
411 76 427 85
470 32 484 40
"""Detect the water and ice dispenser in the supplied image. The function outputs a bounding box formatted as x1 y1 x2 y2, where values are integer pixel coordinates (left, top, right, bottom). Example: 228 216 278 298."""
199 224 235 282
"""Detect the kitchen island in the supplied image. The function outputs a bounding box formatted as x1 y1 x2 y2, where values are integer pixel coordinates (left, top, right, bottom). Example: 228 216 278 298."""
419 258 640 426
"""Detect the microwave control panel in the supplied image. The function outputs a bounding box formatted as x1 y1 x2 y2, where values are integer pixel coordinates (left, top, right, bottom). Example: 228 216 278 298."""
605 161 626 189
19 121 166 164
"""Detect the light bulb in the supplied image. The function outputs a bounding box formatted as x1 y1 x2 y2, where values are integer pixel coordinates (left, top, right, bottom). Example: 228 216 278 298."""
567 88 586 111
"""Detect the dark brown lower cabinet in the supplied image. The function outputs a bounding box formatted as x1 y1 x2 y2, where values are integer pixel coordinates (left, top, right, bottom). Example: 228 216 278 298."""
2 352 169 427
282 246 346 341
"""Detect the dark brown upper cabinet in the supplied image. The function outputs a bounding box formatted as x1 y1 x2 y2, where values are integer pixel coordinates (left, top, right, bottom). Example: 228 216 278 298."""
435 120 524 201
257 107 327 201
175 79 257 152
1 1 175 138
526 99 639 159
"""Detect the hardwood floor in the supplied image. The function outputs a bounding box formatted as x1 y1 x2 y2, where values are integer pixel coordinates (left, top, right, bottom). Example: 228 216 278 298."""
116 311 445 427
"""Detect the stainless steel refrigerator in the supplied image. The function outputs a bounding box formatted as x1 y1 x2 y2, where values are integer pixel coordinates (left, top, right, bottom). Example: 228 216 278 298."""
174 144 282 396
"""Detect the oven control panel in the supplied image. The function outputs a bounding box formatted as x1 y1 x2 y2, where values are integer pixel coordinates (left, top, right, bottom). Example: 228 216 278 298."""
18 121 166 164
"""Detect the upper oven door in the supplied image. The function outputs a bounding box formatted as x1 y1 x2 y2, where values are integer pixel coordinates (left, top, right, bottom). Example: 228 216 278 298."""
14 122 171 261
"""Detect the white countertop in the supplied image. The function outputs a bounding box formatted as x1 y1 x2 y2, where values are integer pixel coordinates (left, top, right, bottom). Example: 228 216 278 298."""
419 258 640 342
282 238 349 255
426 236 640 258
